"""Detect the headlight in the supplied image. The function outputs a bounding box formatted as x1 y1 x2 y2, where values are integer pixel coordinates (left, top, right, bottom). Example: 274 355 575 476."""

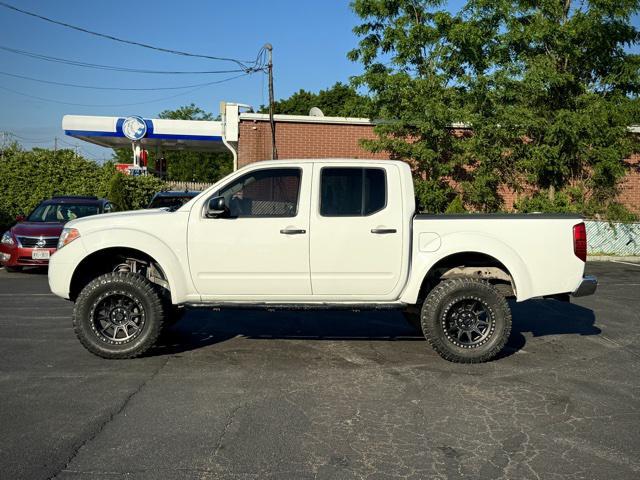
1 231 15 246
57 228 80 249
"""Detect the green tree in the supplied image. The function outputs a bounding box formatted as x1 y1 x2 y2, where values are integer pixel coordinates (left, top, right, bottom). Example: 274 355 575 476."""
349 0 640 216
262 82 375 117
0 144 169 232
157 103 232 183
158 103 214 121
107 172 129 210
0 144 105 231
349 1 470 212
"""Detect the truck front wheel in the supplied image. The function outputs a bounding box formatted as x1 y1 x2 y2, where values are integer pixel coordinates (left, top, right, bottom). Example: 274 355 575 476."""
73 272 168 359
421 278 512 363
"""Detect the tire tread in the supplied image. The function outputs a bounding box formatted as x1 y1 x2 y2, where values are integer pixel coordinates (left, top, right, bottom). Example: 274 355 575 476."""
73 272 167 359
421 278 512 363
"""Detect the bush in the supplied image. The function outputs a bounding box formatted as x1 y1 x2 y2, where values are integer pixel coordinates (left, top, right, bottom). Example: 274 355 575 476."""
0 145 167 232
107 172 129 210
120 174 167 210
515 188 638 223
445 196 466 213
0 145 104 232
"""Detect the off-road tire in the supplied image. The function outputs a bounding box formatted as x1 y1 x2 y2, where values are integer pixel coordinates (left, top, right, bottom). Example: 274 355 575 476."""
73 272 167 359
421 278 511 363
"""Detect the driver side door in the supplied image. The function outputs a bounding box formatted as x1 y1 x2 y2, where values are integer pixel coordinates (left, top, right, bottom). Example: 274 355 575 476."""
187 165 312 299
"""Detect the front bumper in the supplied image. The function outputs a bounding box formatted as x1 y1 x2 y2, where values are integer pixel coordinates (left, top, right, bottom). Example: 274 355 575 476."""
572 275 598 297
0 244 57 267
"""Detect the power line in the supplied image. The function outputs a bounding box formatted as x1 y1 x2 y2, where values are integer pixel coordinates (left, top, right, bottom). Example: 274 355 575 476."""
2 132 105 160
57 137 81 148
0 70 251 91
0 72 251 107
0 45 249 75
3 132 51 143
0 1 262 71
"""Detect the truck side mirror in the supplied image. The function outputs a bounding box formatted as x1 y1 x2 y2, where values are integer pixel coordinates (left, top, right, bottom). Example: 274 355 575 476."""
205 196 230 218
15 214 25 222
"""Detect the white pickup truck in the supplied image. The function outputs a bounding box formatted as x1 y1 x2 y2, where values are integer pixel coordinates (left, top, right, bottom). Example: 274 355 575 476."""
49 159 596 362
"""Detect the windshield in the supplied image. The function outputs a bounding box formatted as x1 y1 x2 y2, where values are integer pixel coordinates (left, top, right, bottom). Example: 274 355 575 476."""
27 203 100 222
148 195 196 210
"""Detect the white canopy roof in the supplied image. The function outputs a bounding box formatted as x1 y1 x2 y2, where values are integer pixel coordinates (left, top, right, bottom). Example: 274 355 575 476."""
62 115 229 152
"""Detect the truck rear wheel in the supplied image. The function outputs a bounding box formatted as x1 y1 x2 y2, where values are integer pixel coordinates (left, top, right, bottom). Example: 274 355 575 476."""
421 278 511 363
73 272 168 359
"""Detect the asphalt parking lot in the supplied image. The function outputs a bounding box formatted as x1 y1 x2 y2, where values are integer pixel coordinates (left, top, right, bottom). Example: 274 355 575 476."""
0 262 638 479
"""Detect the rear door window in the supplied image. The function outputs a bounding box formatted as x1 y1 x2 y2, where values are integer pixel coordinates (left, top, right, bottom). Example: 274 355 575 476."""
320 168 386 216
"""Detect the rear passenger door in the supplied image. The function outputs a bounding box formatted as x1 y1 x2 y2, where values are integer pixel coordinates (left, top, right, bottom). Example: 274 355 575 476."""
309 163 404 298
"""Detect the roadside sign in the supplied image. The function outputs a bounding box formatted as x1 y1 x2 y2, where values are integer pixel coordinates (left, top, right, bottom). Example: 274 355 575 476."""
115 163 147 176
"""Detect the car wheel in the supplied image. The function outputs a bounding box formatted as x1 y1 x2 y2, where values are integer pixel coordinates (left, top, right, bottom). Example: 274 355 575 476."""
421 278 511 363
4 266 22 273
73 272 168 359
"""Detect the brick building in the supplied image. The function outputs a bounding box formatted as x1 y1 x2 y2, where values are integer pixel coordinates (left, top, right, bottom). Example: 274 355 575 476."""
236 113 640 214
62 109 639 214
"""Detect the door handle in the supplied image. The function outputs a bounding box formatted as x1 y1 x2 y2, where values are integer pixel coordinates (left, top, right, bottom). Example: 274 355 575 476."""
280 228 306 235
371 228 397 234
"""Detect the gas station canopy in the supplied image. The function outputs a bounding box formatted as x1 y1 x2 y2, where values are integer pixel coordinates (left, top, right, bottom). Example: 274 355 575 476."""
62 115 229 153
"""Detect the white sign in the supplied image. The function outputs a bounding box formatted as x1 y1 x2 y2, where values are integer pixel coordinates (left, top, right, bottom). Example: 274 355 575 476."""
122 116 147 141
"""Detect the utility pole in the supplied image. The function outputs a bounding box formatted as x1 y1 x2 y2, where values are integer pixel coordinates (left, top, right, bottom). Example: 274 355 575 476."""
54 137 57 160
265 43 277 160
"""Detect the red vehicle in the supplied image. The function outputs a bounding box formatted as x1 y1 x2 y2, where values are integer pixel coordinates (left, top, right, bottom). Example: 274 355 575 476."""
0 196 115 272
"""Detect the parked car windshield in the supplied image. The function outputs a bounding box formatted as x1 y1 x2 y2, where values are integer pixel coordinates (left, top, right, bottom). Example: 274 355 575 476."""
27 203 100 222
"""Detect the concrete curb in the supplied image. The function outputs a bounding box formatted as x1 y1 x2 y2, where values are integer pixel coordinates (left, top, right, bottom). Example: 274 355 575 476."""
587 255 640 263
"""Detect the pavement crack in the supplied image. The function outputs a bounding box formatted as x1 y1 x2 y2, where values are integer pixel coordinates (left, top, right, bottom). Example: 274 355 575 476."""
212 403 243 459
49 357 170 480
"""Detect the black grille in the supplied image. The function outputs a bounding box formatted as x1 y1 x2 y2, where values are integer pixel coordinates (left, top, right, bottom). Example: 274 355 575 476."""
17 236 58 248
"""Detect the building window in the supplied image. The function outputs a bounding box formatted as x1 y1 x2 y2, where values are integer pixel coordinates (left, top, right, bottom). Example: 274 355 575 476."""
320 167 386 216
216 168 301 217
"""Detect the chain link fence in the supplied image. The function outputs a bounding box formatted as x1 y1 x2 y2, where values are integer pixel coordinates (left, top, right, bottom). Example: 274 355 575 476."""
586 220 640 256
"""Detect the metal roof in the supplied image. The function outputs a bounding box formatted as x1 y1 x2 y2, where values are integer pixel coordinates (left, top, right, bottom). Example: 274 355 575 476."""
62 115 229 152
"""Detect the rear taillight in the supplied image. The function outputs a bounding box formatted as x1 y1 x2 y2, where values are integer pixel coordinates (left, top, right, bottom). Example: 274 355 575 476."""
573 222 587 262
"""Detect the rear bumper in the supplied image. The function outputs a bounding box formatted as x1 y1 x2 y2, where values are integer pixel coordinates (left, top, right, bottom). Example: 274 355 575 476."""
572 275 598 297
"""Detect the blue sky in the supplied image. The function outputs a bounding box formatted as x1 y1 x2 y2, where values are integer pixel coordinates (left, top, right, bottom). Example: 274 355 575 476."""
0 1 635 161
0 1 391 160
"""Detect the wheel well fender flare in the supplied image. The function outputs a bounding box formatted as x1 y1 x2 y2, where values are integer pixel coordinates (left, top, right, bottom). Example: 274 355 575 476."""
72 229 192 303
401 232 533 303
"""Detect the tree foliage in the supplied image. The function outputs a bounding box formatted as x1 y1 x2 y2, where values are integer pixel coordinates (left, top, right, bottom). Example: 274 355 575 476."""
349 0 640 216
0 144 107 231
0 144 166 233
106 169 166 210
262 82 375 117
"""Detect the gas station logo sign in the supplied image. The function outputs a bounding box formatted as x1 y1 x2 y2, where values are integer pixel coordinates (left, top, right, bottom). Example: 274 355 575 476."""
122 116 147 141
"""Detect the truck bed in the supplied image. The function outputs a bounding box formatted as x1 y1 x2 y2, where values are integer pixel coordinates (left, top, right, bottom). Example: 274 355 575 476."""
410 213 586 301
